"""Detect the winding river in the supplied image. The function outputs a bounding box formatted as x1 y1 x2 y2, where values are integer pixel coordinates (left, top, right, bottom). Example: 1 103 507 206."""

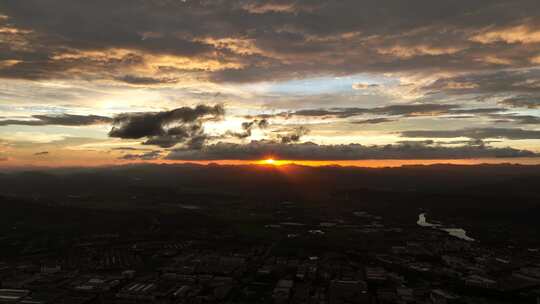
417 213 475 242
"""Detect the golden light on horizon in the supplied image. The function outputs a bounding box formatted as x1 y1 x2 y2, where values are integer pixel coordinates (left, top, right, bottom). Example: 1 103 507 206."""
264 158 276 165
256 158 296 166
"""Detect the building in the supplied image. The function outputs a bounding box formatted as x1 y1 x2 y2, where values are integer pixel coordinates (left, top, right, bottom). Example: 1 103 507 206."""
430 289 460 304
329 279 369 304
0 289 30 302
273 279 293 303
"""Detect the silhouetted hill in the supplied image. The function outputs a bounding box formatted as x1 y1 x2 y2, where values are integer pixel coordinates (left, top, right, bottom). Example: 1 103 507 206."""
1 163 539 244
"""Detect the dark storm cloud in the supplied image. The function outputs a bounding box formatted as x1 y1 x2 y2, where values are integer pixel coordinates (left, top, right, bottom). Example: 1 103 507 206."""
0 114 112 126
166 140 537 161
1 0 540 82
401 128 540 140
499 96 540 109
108 104 224 148
109 105 224 139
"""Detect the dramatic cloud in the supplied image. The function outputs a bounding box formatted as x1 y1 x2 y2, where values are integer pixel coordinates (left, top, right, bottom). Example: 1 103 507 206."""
0 114 112 126
401 128 540 140
448 108 506 115
488 114 540 125
351 118 395 125
1 0 540 83
255 104 461 120
119 150 161 161
422 69 540 96
115 75 179 86
1 0 540 165
352 83 381 90
374 104 458 117
227 119 269 139
111 147 147 151
278 126 310 144
470 24 540 44
166 140 537 161
109 104 224 148
499 96 540 109
34 151 49 156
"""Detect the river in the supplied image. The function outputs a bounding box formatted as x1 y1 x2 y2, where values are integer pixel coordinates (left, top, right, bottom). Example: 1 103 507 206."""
417 213 475 242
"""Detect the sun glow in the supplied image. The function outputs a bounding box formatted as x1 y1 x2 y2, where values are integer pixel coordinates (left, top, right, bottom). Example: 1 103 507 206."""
264 158 276 165
256 158 294 166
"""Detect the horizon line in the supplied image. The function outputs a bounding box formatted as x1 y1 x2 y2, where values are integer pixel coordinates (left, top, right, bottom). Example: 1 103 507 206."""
2 157 540 171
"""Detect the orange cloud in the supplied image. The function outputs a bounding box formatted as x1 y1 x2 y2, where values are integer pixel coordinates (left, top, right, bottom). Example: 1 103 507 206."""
471 25 540 44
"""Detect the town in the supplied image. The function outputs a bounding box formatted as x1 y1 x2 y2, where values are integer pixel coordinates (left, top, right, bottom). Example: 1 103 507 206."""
1 195 539 304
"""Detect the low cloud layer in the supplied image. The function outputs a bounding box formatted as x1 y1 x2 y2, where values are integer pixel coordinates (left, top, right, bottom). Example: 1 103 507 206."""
488 114 540 125
0 114 112 126
401 128 540 140
499 96 540 109
166 140 537 161
351 118 395 125
119 150 161 161
247 104 516 124
250 104 463 120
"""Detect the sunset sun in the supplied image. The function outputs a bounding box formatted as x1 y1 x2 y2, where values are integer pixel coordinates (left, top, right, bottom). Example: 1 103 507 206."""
264 158 276 165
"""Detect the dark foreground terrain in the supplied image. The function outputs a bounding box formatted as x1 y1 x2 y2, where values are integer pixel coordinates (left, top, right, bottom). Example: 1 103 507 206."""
0 164 539 303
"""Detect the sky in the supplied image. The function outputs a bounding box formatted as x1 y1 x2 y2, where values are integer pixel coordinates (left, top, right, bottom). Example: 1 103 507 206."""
0 0 540 167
